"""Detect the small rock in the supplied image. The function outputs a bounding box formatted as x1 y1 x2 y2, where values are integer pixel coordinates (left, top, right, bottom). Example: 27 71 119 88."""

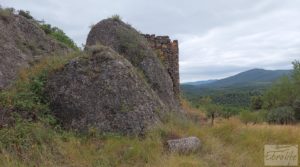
167 136 201 154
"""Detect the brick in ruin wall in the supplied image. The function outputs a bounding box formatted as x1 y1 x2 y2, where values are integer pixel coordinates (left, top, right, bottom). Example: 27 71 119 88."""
142 34 180 99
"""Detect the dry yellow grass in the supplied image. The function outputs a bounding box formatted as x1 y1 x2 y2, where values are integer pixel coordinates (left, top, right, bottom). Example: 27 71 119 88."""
1 112 299 167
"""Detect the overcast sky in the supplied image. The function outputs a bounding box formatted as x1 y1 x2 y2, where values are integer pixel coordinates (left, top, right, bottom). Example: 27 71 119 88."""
2 0 300 82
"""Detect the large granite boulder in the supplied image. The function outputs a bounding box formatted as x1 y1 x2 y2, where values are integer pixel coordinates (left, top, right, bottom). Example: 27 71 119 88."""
86 18 180 112
0 11 69 89
46 46 166 135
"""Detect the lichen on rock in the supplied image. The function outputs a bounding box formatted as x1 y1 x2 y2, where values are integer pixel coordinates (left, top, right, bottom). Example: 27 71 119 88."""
86 18 181 113
46 46 167 135
0 11 69 90
46 18 182 135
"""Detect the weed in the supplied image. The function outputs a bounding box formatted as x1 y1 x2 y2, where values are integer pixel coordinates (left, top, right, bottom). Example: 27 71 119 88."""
110 14 122 22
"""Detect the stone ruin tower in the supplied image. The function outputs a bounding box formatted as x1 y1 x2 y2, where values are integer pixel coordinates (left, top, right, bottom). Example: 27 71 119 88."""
142 34 180 99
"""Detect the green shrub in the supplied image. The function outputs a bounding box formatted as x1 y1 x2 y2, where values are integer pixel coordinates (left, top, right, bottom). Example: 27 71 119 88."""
0 8 10 17
110 14 121 21
0 116 55 151
257 109 268 122
293 99 300 120
198 96 212 105
239 110 266 125
40 24 52 34
29 69 49 104
1 6 78 50
0 52 81 112
40 24 79 50
0 8 14 21
50 27 78 49
0 69 49 112
219 107 240 119
0 72 49 112
263 76 295 109
262 60 300 110
116 27 146 66
250 96 263 110
18 10 33 19
206 104 221 126
267 106 295 124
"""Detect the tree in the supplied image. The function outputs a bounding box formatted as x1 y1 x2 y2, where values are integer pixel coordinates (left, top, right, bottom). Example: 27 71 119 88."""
250 96 263 110
18 10 33 19
198 96 212 105
260 60 300 124
293 99 300 120
239 111 255 125
40 24 52 34
263 76 295 109
239 110 266 125
267 106 295 124
206 104 221 126
219 106 240 119
292 60 300 95
262 60 300 111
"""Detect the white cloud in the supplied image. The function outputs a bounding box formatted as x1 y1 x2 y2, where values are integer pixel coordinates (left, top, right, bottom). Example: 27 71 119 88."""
179 2 300 82
2 0 300 82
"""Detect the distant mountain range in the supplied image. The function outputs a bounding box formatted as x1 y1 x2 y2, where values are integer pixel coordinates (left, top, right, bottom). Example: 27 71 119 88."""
182 69 292 88
184 80 218 86
181 69 293 107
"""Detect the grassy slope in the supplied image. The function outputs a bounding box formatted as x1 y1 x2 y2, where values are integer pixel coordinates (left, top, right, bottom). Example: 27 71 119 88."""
1 104 300 166
0 53 299 167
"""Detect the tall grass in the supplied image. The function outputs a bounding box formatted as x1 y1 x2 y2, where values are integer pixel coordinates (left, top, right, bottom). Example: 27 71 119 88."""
0 51 81 111
1 110 300 166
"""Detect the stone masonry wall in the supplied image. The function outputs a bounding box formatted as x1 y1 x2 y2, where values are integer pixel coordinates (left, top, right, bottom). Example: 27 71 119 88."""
142 34 180 99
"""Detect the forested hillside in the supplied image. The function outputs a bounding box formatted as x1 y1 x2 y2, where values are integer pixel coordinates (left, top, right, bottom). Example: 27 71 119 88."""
181 69 292 107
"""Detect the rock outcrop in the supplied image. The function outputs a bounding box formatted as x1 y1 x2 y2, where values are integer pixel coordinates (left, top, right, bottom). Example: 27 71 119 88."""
86 19 180 112
45 18 182 135
46 46 166 135
0 11 69 89
167 137 201 154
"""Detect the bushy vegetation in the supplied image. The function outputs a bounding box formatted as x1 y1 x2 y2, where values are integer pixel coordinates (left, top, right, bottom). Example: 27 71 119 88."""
191 96 243 124
181 84 265 108
266 106 295 124
250 95 263 110
110 14 122 22
40 24 79 50
184 60 300 125
18 10 33 19
261 60 300 123
0 7 14 21
0 7 78 50
0 52 81 112
239 110 266 125
116 26 147 66
0 7 33 21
